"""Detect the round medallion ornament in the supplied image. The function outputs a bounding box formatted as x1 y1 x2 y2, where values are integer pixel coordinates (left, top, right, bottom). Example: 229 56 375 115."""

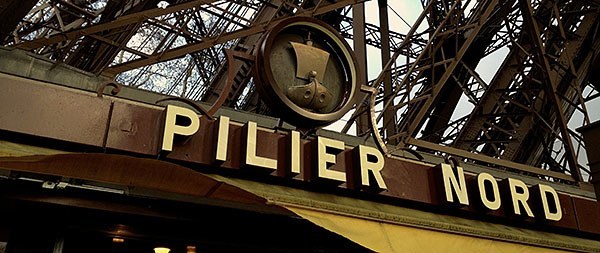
254 17 360 127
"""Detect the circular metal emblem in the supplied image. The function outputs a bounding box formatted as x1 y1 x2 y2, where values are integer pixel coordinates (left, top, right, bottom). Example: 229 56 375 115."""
255 17 360 127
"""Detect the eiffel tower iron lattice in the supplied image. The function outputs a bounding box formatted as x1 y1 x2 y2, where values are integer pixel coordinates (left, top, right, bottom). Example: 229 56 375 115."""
2 0 599 186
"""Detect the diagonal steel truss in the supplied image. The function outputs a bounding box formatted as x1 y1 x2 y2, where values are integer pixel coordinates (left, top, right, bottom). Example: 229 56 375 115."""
2 0 599 186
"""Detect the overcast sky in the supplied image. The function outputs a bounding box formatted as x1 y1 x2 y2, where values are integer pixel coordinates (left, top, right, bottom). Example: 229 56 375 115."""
325 1 597 175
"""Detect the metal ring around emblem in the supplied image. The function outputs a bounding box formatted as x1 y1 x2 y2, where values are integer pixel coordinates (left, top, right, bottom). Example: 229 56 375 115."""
255 17 360 127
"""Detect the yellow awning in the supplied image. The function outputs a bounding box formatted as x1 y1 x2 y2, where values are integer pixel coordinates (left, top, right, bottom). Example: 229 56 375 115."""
210 175 600 253
288 206 568 253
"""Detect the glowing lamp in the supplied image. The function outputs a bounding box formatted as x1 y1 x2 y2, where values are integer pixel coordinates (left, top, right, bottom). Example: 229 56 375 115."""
153 247 171 253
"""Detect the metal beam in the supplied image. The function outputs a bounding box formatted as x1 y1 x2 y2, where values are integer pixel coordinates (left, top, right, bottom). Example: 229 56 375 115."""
378 0 397 144
402 0 500 140
406 138 575 182
16 0 218 51
102 0 362 76
352 3 369 135
518 0 582 182
0 0 38 42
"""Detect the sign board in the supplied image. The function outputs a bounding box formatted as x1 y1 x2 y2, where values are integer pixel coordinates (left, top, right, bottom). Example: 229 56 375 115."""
162 105 564 222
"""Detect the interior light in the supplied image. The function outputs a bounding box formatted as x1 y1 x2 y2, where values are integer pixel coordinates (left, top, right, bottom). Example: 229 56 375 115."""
154 247 171 253
112 238 125 243
187 246 197 253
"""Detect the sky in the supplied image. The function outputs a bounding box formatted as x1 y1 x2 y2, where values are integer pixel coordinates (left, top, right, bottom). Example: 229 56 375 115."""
321 0 598 178
327 0 598 129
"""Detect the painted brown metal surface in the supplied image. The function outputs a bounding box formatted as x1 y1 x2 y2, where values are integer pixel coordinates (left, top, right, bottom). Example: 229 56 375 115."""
254 17 361 127
105 102 163 155
15 0 220 51
350 2 369 136
0 75 110 147
164 117 217 165
518 0 581 181
0 0 38 42
578 121 600 198
552 195 578 231
3 0 597 191
101 0 361 77
572 197 600 235
0 77 598 237
378 159 435 204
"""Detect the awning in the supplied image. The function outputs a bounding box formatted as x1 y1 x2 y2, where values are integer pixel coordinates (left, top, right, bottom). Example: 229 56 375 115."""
1 141 599 253
288 207 567 253
210 175 600 253
0 141 291 216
